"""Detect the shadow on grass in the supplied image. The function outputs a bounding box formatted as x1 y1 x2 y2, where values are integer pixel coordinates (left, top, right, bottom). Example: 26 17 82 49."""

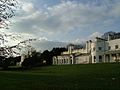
0 66 31 72
0 65 48 71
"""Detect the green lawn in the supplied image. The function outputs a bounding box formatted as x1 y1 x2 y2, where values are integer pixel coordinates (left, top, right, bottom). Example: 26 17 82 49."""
0 63 120 90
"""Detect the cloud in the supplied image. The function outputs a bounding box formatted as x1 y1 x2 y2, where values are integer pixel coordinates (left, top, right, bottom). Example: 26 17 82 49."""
7 0 120 43
22 3 35 13
1 0 119 52
32 40 67 52
89 32 102 40
12 1 120 32
73 32 102 44
32 31 102 52
110 2 120 18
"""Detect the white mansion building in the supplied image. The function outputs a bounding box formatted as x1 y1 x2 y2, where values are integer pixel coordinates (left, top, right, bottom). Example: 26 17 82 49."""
53 33 120 65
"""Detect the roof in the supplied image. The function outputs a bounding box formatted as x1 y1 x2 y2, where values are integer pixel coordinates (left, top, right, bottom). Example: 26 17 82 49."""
105 50 120 54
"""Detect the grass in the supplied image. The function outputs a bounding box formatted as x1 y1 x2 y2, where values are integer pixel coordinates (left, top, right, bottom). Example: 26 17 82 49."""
0 63 120 90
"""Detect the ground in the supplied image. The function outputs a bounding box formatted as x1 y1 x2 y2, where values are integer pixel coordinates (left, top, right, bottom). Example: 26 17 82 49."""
0 63 120 90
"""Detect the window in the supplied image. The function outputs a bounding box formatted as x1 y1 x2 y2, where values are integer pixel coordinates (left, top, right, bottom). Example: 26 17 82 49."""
94 56 96 62
66 59 68 64
98 47 102 50
115 45 118 49
62 59 64 63
108 46 111 50
64 59 66 64
93 47 95 51
99 55 102 62
99 56 102 59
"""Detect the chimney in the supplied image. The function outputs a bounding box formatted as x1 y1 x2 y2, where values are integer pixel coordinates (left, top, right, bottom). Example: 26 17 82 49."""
108 34 111 41
86 41 88 53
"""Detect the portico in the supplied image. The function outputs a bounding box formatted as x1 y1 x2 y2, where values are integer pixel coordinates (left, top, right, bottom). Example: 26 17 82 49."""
105 50 120 62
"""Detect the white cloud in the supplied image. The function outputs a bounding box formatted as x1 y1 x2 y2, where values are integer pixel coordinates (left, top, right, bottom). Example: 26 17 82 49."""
73 38 87 44
32 40 67 52
110 2 120 18
38 37 48 41
7 0 120 43
12 0 120 34
89 32 102 40
22 3 35 13
1 0 119 52
73 32 102 44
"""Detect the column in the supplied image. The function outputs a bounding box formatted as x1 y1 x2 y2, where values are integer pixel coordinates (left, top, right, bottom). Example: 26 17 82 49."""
58 58 60 65
119 54 120 61
110 54 112 62
117 54 119 59
116 54 119 62
56 59 57 65
103 55 106 63
70 55 74 64
53 59 55 65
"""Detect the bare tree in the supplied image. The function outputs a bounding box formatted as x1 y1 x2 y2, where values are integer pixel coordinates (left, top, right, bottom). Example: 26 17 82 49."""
2 34 36 56
0 32 37 69
0 0 38 69
0 0 18 28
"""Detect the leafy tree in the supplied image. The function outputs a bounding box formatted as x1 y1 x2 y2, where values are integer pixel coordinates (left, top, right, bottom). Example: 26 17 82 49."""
22 50 42 68
40 50 51 65
40 48 67 65
102 31 116 40
50 47 67 56
21 47 67 68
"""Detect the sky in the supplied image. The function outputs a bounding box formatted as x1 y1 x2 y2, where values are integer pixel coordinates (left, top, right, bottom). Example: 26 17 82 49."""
2 0 120 51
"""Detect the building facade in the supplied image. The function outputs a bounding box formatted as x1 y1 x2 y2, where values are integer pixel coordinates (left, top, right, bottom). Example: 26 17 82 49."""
53 33 120 65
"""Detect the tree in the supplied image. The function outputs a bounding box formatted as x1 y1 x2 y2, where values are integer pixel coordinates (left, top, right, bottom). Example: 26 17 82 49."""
50 47 67 56
0 0 18 28
0 0 39 69
40 50 51 65
21 50 42 68
40 48 67 65
0 32 37 69
102 31 116 40
21 47 67 68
